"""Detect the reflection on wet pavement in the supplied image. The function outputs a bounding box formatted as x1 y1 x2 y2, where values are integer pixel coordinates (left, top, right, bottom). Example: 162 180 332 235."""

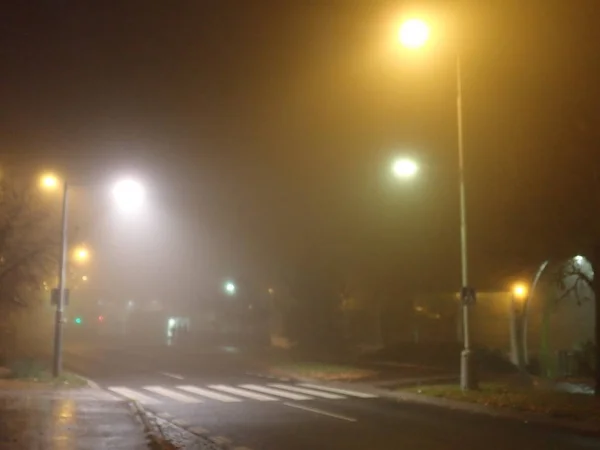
0 390 147 449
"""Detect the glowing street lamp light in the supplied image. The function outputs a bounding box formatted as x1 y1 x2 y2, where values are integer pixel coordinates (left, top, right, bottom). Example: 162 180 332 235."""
512 283 528 301
40 173 60 190
112 179 145 212
392 158 419 179
225 282 236 295
399 18 430 49
73 247 90 263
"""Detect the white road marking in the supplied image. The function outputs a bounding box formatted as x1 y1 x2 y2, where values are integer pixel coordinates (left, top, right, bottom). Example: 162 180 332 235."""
299 383 378 398
283 402 357 422
160 372 185 380
208 385 277 401
269 384 345 399
177 385 242 403
143 386 202 403
240 384 312 401
108 387 161 405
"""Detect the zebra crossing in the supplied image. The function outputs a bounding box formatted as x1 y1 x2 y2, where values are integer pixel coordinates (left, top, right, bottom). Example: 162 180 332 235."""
107 382 377 406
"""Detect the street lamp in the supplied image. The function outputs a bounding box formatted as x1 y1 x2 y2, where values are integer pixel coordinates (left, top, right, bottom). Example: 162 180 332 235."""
39 173 146 377
512 283 528 300
398 17 475 390
40 173 60 190
510 283 528 370
398 18 430 49
392 158 419 179
73 246 90 263
113 179 145 212
225 281 236 295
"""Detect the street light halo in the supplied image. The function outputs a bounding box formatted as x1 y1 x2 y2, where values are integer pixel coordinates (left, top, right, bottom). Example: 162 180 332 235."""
392 158 419 178
225 282 236 295
40 173 60 190
512 283 528 300
113 179 145 212
73 246 90 263
399 18 430 49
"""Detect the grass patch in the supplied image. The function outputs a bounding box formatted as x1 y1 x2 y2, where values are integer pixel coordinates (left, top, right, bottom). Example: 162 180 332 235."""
403 382 600 423
269 362 378 381
0 358 88 388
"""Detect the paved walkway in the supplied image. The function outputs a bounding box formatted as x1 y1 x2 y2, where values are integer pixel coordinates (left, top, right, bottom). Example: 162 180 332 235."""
0 388 148 449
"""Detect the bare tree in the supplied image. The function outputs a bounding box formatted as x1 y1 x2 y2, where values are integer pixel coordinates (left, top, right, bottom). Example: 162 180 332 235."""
0 174 59 351
553 252 598 394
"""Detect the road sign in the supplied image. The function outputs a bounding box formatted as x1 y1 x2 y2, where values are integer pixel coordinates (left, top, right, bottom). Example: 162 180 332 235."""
460 287 476 306
50 289 70 306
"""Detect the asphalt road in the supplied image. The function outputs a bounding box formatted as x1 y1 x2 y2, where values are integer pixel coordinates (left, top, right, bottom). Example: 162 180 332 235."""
62 342 600 450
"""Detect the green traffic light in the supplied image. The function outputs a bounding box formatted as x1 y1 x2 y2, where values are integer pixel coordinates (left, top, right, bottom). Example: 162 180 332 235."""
74 317 82 324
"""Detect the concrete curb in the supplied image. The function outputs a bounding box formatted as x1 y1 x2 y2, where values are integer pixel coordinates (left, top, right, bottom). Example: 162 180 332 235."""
251 371 600 437
132 401 227 449
129 400 176 450
149 410 236 449
72 373 101 390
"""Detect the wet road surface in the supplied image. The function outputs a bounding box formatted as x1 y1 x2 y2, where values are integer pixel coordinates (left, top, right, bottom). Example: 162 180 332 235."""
62 343 600 450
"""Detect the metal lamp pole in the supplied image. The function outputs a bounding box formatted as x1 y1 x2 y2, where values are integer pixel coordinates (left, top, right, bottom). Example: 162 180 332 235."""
52 181 69 378
456 55 478 390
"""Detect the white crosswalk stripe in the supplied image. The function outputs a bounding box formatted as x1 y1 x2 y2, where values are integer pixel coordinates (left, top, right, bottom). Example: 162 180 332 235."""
239 384 312 400
105 382 378 405
299 383 378 398
268 384 345 399
108 387 161 405
143 386 202 403
177 385 241 402
208 385 278 401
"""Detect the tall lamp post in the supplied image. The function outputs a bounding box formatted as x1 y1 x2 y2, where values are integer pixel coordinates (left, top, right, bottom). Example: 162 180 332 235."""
510 283 528 371
40 174 146 377
399 18 477 389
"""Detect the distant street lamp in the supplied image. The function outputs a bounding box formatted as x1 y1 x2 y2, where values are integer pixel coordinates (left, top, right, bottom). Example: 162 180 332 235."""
112 179 145 212
392 158 419 179
512 283 528 300
398 18 430 49
74 246 90 263
225 282 236 295
510 282 528 370
40 174 60 189
40 173 146 377
398 17 475 390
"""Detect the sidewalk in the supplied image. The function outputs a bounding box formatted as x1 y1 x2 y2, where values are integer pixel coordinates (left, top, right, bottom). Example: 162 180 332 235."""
0 388 149 449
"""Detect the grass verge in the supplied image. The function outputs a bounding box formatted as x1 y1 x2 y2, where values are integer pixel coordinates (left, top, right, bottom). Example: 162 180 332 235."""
0 358 88 388
403 382 600 424
268 362 378 381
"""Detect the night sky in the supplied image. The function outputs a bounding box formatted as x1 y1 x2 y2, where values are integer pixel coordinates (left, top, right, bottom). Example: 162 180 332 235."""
2 1 600 300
